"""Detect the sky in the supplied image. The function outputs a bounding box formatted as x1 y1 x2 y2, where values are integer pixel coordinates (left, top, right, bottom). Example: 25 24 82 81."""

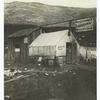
4 0 96 8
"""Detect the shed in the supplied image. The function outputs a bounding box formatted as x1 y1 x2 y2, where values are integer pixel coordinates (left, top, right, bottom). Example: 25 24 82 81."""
7 28 41 63
29 30 79 64
73 30 96 63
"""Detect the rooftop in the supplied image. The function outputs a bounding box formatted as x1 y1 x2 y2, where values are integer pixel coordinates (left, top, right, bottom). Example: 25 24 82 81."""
73 30 96 47
8 28 39 38
30 30 68 47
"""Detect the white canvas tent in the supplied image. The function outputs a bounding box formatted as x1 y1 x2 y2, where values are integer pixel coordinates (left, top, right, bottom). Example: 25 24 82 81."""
29 30 74 57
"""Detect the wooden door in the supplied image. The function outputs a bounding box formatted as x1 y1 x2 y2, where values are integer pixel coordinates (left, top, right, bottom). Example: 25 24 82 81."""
72 43 77 64
66 42 72 64
66 42 77 64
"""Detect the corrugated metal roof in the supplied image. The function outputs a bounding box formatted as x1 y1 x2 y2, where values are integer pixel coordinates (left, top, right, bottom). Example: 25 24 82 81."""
8 28 39 38
30 30 68 47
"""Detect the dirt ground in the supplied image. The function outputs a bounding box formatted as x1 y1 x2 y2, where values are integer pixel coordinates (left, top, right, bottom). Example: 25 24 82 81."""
4 63 96 100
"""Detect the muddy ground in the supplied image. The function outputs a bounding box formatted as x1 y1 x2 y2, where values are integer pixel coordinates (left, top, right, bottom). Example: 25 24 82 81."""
4 64 96 100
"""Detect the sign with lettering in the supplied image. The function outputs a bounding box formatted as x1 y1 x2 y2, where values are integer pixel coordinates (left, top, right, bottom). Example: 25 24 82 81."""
58 46 65 50
75 18 94 32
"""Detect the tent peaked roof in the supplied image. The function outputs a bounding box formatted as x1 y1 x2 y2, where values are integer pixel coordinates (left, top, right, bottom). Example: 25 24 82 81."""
30 30 68 47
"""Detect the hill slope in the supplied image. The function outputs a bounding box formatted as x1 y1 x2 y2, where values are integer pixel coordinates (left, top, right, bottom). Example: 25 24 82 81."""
4 1 96 25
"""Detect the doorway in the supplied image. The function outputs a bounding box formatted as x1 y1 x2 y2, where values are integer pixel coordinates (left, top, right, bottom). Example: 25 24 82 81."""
66 42 77 64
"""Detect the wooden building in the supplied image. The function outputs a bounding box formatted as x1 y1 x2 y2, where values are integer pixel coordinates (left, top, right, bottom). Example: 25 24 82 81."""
7 17 96 65
29 28 96 65
7 28 41 63
29 29 80 65
73 30 96 64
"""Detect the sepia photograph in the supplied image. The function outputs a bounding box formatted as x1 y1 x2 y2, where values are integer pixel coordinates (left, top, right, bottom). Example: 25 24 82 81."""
4 0 96 100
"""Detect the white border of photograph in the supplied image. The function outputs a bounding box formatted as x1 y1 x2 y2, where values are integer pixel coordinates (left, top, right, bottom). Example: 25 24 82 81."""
97 0 100 100
0 0 4 100
0 0 99 100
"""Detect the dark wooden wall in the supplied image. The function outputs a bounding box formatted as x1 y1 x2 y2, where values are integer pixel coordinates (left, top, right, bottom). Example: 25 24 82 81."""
7 29 41 63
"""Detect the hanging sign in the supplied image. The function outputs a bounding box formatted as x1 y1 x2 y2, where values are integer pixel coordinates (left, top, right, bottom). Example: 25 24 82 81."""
75 18 94 32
